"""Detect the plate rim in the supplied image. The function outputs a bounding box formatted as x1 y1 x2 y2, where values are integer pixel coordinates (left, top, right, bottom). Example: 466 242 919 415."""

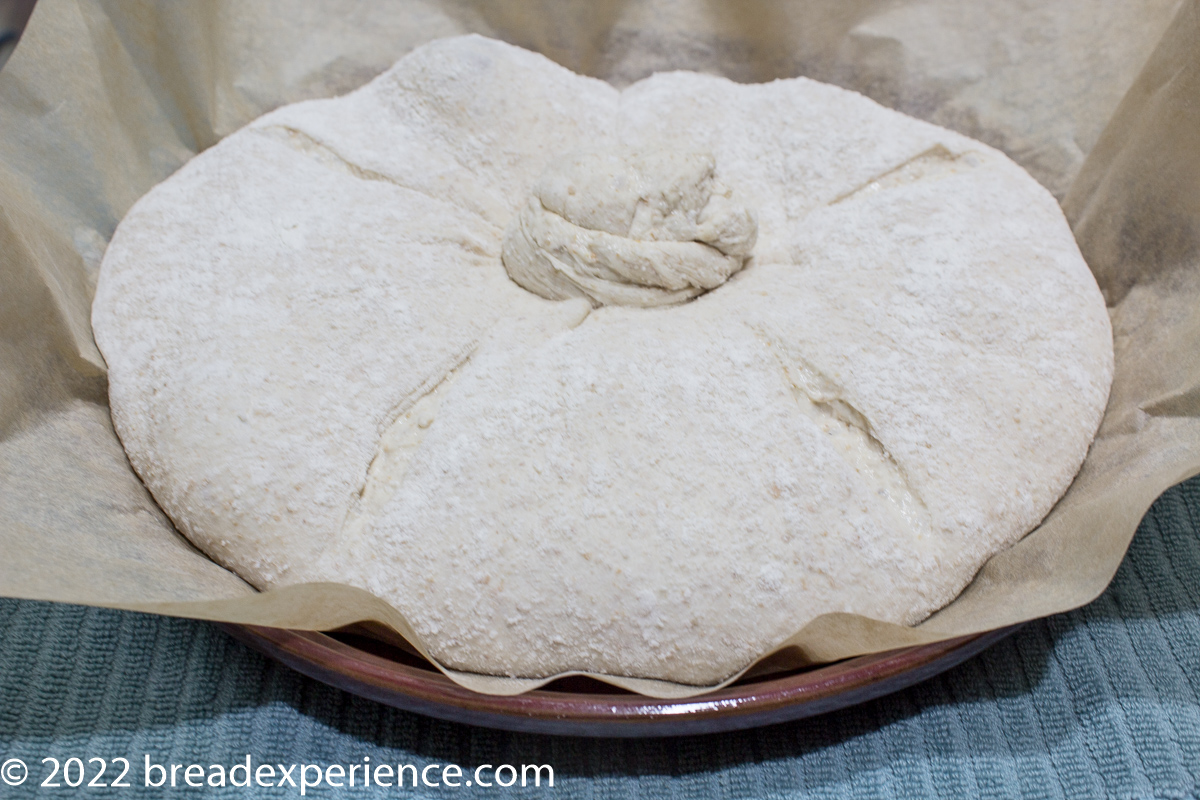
220 623 1020 737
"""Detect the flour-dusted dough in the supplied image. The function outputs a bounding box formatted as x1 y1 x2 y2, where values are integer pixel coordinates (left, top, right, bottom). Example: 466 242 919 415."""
502 148 757 307
92 35 1113 685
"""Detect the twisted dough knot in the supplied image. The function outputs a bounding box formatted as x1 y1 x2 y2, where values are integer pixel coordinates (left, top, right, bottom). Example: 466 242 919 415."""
502 148 757 307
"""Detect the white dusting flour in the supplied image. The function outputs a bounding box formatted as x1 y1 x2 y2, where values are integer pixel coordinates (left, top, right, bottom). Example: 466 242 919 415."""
91 36 1113 685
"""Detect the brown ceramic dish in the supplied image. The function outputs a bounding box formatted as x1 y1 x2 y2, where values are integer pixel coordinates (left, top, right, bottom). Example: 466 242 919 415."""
222 623 1019 737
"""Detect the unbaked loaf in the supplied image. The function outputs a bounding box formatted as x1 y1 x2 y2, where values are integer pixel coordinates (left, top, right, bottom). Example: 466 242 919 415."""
92 35 1113 685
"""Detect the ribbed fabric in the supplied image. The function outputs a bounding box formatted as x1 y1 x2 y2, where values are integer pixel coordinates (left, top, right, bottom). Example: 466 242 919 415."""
1 475 1198 798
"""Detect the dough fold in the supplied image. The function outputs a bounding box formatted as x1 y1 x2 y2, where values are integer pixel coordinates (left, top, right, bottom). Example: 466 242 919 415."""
502 148 757 307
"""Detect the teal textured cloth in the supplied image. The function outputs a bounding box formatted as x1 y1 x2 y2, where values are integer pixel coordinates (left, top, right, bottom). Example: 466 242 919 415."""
1 475 1198 798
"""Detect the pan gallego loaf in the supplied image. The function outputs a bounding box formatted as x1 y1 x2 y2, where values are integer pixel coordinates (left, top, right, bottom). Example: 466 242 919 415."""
91 35 1113 685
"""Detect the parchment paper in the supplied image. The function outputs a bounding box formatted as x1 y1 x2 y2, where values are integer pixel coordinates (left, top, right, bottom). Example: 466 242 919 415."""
1 0 1197 698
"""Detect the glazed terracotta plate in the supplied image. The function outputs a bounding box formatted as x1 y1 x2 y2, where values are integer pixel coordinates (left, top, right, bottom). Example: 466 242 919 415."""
222 623 1018 737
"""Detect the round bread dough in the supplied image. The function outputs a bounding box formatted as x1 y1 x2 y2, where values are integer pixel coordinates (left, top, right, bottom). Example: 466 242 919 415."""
92 35 1113 685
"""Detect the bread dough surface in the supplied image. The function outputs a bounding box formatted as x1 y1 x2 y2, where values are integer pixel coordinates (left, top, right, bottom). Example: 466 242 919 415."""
92 35 1113 685
502 148 757 307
